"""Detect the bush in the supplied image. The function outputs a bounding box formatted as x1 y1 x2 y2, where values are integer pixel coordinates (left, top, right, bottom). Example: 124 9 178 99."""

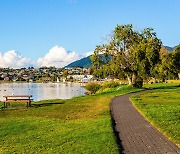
102 81 119 89
85 82 102 94
96 81 120 94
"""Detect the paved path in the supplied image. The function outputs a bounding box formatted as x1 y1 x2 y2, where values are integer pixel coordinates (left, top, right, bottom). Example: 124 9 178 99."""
110 91 180 154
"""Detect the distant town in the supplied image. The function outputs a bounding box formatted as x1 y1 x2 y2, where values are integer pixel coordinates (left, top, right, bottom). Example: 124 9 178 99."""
0 67 93 83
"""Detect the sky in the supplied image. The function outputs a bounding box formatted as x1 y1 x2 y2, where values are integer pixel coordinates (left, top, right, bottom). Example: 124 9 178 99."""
0 0 180 68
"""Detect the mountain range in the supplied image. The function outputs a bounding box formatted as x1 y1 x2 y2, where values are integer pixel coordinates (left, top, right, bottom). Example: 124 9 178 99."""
65 56 92 68
164 46 173 51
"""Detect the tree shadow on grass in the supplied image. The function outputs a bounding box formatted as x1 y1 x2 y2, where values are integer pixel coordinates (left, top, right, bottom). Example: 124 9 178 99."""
31 102 65 108
0 102 65 110
144 84 180 90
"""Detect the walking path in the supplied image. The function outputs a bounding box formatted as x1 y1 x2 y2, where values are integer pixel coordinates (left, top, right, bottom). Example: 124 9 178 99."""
110 91 180 154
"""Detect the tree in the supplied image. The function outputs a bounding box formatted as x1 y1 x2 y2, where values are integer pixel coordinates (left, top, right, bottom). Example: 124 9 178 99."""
172 45 180 75
90 47 110 79
91 24 162 87
155 45 180 81
155 47 174 80
63 70 68 79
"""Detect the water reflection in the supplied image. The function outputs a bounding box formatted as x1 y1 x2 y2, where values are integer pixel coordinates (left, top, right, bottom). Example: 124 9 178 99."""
0 82 86 101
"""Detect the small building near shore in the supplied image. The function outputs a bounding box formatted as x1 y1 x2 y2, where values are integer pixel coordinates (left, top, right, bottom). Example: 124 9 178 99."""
71 75 93 82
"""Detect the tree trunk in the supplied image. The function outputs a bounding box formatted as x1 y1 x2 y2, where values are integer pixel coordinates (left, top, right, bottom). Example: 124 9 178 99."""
127 75 132 86
132 71 137 87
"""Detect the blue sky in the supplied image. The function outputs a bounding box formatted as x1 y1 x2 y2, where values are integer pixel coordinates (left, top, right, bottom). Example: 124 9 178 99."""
0 0 180 68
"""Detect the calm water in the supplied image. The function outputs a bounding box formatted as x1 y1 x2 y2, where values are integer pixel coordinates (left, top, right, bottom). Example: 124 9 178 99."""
0 82 86 101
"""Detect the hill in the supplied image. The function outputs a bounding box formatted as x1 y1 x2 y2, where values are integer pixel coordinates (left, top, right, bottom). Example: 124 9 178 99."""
164 45 180 52
65 56 92 68
65 54 111 68
164 46 173 52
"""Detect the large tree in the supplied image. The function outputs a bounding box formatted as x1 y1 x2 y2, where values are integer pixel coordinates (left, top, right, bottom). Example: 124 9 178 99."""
154 45 180 80
91 24 162 87
172 45 180 76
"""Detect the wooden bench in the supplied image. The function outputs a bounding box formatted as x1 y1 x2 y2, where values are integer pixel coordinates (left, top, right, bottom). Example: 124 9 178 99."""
3 95 33 108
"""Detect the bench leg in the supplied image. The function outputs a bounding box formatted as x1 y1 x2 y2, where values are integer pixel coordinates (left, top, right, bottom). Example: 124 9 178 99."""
4 102 6 108
26 102 31 108
4 102 10 108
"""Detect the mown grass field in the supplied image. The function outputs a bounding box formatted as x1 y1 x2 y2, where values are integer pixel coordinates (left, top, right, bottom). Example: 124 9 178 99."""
0 85 142 154
131 84 180 147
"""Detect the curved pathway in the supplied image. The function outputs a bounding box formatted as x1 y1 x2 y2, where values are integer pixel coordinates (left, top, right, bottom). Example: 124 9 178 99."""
110 91 180 154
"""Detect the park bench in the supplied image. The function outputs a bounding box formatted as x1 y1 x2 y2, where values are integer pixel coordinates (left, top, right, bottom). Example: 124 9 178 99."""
3 95 33 108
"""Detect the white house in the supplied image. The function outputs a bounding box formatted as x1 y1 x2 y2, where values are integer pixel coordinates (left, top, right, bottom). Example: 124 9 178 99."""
72 75 93 82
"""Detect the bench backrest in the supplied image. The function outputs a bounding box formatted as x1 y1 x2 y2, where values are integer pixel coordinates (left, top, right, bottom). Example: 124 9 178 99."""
3 95 32 101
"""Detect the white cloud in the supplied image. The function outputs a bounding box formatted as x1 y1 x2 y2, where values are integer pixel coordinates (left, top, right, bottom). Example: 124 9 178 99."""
37 45 81 68
0 46 93 68
0 50 34 68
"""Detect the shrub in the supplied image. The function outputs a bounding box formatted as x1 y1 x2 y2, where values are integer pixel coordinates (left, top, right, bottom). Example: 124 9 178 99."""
96 81 120 94
85 82 102 94
102 81 119 89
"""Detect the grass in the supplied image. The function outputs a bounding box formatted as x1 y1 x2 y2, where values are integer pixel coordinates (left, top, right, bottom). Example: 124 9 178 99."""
131 84 180 147
143 82 180 89
166 80 180 84
0 85 142 154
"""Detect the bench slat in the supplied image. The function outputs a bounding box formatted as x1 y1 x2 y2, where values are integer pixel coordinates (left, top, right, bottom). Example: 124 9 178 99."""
3 95 32 97
5 99 33 100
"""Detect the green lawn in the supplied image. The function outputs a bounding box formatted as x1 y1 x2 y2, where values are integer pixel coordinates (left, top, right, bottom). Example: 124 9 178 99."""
0 85 142 154
131 85 180 147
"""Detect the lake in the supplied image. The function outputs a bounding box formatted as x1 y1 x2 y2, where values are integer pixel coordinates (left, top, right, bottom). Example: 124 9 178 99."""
0 82 86 101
